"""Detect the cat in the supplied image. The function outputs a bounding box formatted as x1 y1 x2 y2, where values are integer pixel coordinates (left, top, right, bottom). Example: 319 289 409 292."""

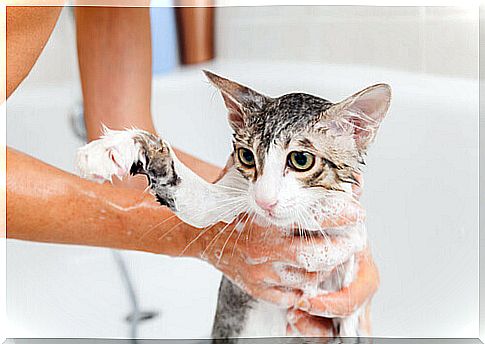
76 70 391 339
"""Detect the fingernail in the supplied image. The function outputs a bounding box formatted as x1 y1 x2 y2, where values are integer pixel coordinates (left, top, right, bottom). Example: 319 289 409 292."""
297 298 310 311
287 311 296 323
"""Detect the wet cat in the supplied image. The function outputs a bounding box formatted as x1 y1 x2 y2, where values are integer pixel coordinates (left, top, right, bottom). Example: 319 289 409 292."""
77 71 391 339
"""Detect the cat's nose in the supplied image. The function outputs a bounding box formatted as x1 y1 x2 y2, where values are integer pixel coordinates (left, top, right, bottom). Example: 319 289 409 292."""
255 198 278 213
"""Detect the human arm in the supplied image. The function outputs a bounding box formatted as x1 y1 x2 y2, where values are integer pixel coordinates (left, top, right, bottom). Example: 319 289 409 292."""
75 6 154 141
8 6 378 330
7 146 377 337
75 128 379 328
75 6 217 183
6 147 212 256
6 6 62 98
7 144 341 267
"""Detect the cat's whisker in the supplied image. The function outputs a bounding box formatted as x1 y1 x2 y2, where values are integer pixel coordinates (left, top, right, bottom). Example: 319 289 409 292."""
178 224 215 257
177 201 248 259
218 214 247 265
157 220 186 241
201 203 248 260
300 205 341 283
178 197 247 222
198 197 248 218
341 116 374 132
147 196 244 240
213 183 248 192
304 204 348 295
293 208 311 262
334 258 346 297
178 202 247 258
140 212 179 241
246 212 257 247
156 198 246 243
205 200 248 226
230 211 252 258
201 221 234 260
142 183 152 194
294 208 320 292
148 194 245 241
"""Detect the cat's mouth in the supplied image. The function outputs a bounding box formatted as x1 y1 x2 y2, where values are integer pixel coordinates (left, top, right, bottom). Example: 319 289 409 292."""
250 204 324 233
252 208 299 228
248 197 321 230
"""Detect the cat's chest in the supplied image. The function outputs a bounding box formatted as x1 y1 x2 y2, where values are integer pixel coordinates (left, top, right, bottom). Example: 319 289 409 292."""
239 301 288 338
238 255 357 338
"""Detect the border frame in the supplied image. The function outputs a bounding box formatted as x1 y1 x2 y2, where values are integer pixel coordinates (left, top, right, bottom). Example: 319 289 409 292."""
1 1 482 343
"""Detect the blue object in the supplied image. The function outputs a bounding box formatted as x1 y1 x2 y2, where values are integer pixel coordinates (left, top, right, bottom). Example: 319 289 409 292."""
150 6 178 75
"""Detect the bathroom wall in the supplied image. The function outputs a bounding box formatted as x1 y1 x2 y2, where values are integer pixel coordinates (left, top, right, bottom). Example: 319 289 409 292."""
29 6 479 86
215 6 478 79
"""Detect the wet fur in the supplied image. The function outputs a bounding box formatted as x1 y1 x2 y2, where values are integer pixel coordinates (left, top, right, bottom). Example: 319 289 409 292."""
130 133 180 210
77 71 391 340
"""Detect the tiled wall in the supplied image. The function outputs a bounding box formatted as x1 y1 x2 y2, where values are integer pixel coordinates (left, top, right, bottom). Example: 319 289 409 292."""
215 6 478 78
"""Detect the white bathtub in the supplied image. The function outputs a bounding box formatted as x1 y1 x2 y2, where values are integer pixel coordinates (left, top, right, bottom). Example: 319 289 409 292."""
6 59 478 338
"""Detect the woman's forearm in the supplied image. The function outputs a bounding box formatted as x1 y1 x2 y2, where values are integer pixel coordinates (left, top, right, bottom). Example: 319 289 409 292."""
75 6 154 141
6 147 212 257
75 7 220 183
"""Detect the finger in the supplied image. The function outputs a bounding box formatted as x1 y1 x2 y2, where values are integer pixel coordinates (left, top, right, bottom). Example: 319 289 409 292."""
319 198 366 228
112 174 148 190
247 284 300 308
241 262 285 286
247 260 332 292
296 249 379 317
245 234 360 273
359 301 373 336
257 262 334 293
351 173 363 199
287 309 334 337
286 323 295 336
294 234 363 273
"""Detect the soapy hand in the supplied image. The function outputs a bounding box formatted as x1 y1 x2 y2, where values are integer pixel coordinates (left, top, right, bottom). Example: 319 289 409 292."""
202 172 379 336
78 128 375 333
295 247 379 318
288 176 379 336
287 248 378 336
285 300 373 337
201 191 368 308
286 309 335 337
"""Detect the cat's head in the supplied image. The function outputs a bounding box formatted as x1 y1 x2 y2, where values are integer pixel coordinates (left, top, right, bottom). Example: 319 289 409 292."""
205 71 391 229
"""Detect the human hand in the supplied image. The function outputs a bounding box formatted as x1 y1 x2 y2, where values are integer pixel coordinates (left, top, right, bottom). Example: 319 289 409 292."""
286 309 335 337
285 301 373 337
288 248 378 336
287 175 379 336
294 247 378 318
206 167 378 336
198 195 367 308
111 174 149 190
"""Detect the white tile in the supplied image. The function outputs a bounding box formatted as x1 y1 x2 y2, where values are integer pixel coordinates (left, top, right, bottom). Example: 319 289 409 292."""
215 6 477 78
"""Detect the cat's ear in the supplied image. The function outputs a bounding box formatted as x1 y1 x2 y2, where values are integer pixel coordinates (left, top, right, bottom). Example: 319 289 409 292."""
333 83 391 153
203 70 270 130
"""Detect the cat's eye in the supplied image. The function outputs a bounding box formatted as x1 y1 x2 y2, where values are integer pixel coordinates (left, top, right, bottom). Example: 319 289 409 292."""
238 148 256 167
287 151 315 171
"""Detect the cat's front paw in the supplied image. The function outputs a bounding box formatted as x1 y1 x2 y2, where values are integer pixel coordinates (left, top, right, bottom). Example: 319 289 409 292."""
76 127 147 183
76 127 181 212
